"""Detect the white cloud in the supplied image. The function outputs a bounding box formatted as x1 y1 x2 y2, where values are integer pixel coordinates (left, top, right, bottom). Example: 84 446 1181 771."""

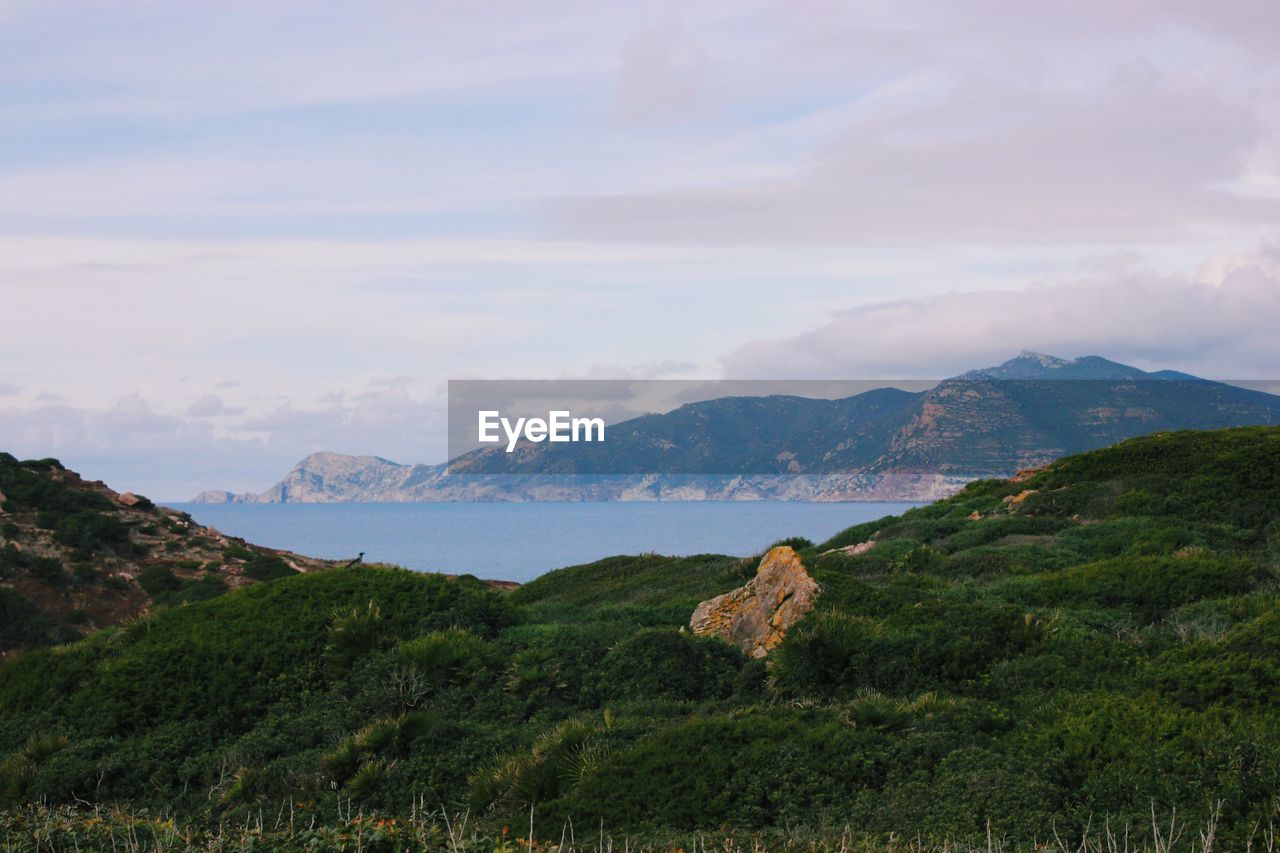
186 393 244 418
722 249 1280 379
616 21 709 126
548 66 1277 246
3 0 1279 495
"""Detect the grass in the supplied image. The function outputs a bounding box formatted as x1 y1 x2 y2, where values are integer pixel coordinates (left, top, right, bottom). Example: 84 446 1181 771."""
0 427 1278 846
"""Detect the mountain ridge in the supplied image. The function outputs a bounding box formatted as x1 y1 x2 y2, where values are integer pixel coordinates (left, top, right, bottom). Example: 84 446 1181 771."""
192 353 1280 503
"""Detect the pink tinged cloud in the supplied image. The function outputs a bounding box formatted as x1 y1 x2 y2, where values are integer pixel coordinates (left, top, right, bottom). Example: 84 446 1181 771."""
721 259 1280 379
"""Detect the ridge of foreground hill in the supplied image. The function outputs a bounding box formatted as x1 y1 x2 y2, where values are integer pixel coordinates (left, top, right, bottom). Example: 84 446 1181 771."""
193 352 1280 503
2 425 1279 847
0 452 339 657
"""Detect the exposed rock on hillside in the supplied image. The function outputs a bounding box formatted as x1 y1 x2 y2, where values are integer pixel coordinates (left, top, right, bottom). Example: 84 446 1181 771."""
690 545 821 658
0 453 337 657
195 353 1280 504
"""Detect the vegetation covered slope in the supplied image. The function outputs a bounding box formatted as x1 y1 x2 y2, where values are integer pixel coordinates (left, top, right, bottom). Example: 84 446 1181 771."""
2 426 1279 848
0 452 333 657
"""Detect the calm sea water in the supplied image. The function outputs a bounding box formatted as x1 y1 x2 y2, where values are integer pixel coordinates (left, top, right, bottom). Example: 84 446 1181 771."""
169 501 919 584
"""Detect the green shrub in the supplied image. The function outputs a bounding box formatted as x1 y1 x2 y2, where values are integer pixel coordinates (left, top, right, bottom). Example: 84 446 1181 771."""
889 544 947 573
772 597 1033 699
221 544 255 561
149 573 230 607
25 556 66 586
561 710 881 831
242 554 296 582
393 628 492 692
1004 555 1265 622
469 718 605 814
325 601 387 679
0 591 69 649
51 510 130 555
593 628 747 703
1149 609 1280 710
137 565 181 597
354 710 440 759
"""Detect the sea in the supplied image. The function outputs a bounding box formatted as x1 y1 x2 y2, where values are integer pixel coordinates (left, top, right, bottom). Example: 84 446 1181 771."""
169 501 920 584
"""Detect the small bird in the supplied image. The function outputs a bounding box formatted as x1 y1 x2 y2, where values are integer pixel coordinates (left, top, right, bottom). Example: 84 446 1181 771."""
341 551 365 569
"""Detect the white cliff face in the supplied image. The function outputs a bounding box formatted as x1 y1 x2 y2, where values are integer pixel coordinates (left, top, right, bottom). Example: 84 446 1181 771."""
254 453 415 503
191 354 1280 503
193 456 970 503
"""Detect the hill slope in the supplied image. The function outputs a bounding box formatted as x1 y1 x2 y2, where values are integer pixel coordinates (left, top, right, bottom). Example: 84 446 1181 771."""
0 453 336 657
4 425 1279 846
194 353 1280 502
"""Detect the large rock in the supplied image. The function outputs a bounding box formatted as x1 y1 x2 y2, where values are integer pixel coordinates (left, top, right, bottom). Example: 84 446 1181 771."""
689 546 821 659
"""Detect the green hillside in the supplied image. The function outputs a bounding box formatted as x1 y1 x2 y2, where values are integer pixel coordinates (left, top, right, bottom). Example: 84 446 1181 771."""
0 453 338 659
2 427 1279 849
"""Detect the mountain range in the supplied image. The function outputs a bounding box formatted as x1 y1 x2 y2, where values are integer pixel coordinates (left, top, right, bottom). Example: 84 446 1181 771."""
193 352 1280 503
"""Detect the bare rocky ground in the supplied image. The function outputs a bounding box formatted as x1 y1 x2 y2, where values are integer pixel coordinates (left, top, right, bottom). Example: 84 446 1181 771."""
0 458 338 658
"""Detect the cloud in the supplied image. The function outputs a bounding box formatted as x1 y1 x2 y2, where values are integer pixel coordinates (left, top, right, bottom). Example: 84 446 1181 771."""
4 0 1280 496
0 380 451 499
186 393 244 418
616 21 709 126
722 251 1280 379
548 66 1277 246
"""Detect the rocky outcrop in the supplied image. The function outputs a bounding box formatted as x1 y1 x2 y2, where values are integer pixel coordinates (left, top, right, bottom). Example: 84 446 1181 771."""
689 546 821 659
821 539 875 557
191 489 258 504
1004 488 1038 506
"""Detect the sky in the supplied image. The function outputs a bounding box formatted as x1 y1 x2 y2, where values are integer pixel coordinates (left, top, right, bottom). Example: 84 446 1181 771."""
2 0 1279 498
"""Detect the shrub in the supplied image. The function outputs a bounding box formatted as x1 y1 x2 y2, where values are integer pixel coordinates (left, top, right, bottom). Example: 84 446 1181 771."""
325 601 387 679
593 628 746 702
469 718 604 813
354 710 440 759
771 599 1033 699
393 629 493 692
1005 555 1265 622
242 554 296 582
149 573 230 607
0 590 69 649
562 710 881 831
52 510 130 556
1149 609 1280 710
221 545 255 561
137 565 181 598
28 556 67 586
890 544 947 573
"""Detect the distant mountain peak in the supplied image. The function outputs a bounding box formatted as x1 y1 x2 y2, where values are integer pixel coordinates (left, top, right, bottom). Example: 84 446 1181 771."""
1016 350 1070 367
193 353 1275 503
959 352 1184 382
295 451 403 468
